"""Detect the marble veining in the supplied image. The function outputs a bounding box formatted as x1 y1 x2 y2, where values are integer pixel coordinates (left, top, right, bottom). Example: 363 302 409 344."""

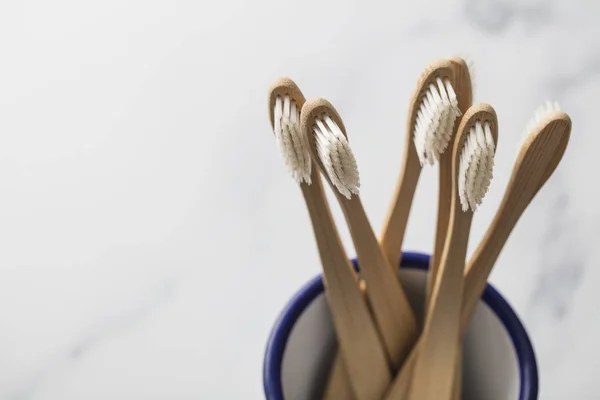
524 172 583 363
463 0 555 33
527 172 584 322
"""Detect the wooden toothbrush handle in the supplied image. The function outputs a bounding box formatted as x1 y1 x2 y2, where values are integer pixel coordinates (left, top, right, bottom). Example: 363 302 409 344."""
408 210 472 400
451 345 463 400
342 196 418 368
300 177 391 400
321 349 356 400
321 194 420 400
461 202 521 330
385 211 520 400
379 143 421 270
321 277 373 400
427 150 453 308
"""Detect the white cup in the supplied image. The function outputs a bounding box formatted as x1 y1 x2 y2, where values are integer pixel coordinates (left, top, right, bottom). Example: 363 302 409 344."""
263 252 538 400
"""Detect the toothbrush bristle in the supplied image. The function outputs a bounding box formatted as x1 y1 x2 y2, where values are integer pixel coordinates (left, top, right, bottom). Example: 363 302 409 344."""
458 120 495 212
521 101 561 149
273 95 312 184
313 116 360 199
413 78 461 166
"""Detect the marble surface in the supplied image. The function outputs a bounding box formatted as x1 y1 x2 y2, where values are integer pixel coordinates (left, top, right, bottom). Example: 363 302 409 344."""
0 0 599 398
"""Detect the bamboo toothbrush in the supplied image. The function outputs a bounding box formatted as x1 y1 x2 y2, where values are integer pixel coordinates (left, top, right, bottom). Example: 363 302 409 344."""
431 57 474 400
380 59 460 270
408 103 498 400
460 101 571 330
384 101 570 400
427 57 473 308
268 78 391 400
301 97 418 369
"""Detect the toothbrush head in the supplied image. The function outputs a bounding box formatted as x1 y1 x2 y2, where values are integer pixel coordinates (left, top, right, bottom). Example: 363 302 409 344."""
300 97 360 199
268 77 312 185
519 101 571 192
411 59 462 166
454 103 498 212
521 101 566 151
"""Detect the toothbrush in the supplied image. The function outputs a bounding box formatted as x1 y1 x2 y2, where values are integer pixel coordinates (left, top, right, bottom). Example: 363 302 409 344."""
427 57 473 308
268 78 391 400
460 101 571 330
408 103 498 400
379 59 460 270
430 57 474 400
384 101 570 400
301 98 418 369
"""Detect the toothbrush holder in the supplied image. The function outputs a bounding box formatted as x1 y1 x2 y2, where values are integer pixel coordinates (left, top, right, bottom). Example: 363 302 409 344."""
263 251 538 400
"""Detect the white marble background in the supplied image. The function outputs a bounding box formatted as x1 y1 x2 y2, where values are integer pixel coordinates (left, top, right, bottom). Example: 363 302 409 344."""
0 0 598 398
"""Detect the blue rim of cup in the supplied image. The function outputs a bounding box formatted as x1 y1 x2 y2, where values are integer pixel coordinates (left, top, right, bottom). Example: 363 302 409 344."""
263 251 539 400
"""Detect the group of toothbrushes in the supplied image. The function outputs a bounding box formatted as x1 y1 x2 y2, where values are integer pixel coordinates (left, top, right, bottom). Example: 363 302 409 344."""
267 57 571 400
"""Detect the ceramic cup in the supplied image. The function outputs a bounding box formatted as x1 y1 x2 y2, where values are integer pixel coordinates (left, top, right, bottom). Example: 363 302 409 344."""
263 252 538 400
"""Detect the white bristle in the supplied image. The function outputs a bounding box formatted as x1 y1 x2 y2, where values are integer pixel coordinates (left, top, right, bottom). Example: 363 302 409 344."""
413 78 461 166
521 101 561 149
313 116 360 199
458 120 495 212
273 95 312 184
